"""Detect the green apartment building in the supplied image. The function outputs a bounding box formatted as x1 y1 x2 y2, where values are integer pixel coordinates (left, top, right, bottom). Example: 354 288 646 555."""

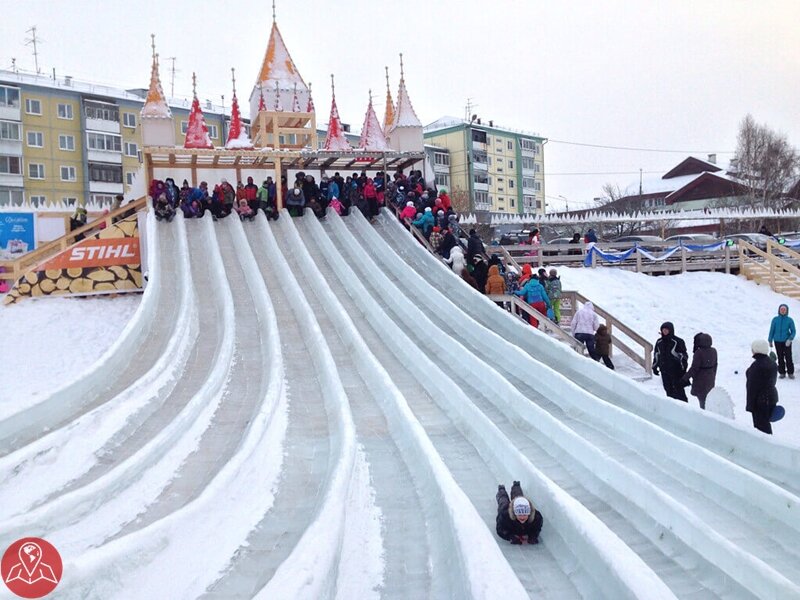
423 117 546 215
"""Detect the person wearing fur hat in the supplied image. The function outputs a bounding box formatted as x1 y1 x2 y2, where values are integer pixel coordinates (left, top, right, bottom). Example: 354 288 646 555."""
496 481 543 545
747 339 779 434
653 322 689 401
681 333 717 409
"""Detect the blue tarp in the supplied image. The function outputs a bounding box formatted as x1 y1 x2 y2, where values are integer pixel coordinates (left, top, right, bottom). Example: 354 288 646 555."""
584 241 726 267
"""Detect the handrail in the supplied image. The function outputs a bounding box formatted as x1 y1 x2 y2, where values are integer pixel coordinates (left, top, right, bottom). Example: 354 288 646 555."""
0 196 148 282
739 240 800 295
565 291 653 375
487 294 584 353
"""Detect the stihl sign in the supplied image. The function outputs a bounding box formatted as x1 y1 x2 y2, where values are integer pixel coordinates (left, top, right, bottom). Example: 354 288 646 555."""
39 238 141 270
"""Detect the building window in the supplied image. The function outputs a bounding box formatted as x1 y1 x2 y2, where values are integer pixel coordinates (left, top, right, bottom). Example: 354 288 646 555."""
57 103 74 119
497 168 504 173
0 120 20 141
471 129 487 144
508 160 513 169
59 134 75 151
180 120 189 134
207 124 218 139
509 180 515 189
126 171 136 186
497 157 504 164
523 195 536 212
507 141 513 150
0 86 20 108
510 197 515 208
520 138 538 153
26 131 43 147
434 152 450 166
29 194 46 208
28 163 45 179
522 177 536 189
124 142 138 157
473 150 488 163
473 172 488 185
522 157 536 170
534 181 542 191
123 112 137 128
63 196 77 206
85 102 119 122
0 188 24 207
25 98 42 115
0 155 22 175
534 163 541 173
89 162 123 183
91 194 115 207
87 132 122 152
434 173 450 187
474 190 490 210
60 165 77 181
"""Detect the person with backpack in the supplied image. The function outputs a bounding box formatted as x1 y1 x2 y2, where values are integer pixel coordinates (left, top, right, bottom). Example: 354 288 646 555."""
768 304 795 379
546 268 562 323
653 322 689 401
495 481 543 545
514 274 551 328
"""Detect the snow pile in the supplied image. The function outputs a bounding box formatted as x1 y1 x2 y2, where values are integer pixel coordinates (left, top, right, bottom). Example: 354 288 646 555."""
0 296 140 412
560 266 800 445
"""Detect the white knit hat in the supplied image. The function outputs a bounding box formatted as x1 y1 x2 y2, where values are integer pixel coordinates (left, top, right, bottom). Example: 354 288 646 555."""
425 207 432 212
407 201 414 207
512 497 531 517
751 339 770 355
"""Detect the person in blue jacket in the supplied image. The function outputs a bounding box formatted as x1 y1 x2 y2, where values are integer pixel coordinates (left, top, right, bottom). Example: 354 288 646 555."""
514 274 551 327
768 303 796 379
412 207 435 237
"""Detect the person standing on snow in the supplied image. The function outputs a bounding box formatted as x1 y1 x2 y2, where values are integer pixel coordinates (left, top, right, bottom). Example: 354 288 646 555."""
571 302 601 360
768 304 795 379
594 324 614 369
746 339 779 434
653 322 689 401
496 481 543 545
681 332 717 409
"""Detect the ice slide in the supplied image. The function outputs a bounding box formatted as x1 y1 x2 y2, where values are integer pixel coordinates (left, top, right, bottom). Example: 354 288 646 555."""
0 210 798 598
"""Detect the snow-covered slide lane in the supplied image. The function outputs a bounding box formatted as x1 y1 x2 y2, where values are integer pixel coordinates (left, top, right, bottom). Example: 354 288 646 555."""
0 210 166 454
55 214 288 598
289 213 526 599
353 211 800 597
376 211 800 492
246 212 361 600
0 217 198 518
313 211 675 599
0 215 237 554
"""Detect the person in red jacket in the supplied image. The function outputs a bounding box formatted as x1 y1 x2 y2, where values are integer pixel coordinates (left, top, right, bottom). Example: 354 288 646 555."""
438 189 452 212
244 176 259 215
364 178 378 220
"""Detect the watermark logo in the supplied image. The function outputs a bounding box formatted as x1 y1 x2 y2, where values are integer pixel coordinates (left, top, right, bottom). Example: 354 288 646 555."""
1 538 62 598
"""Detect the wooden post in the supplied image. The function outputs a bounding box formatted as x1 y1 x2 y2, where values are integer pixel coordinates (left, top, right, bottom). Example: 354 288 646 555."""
275 157 284 211
680 244 687 273
635 246 642 272
725 244 731 274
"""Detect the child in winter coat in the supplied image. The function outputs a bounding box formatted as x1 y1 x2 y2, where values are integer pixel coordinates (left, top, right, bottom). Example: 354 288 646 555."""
429 226 444 253
328 197 344 216
399 201 417 222
496 481 543 545
485 264 506 296
412 207 435 237
594 324 614 369
681 332 717 409
514 276 551 328
234 198 255 221
546 269 562 323
154 193 176 222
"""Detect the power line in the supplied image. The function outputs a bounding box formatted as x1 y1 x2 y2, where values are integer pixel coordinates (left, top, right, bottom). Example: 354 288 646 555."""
548 139 735 154
547 170 667 176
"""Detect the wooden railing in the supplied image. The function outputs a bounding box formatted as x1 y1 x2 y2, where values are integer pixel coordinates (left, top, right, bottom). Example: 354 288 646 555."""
0 196 148 283
561 291 653 375
487 294 585 353
738 239 800 298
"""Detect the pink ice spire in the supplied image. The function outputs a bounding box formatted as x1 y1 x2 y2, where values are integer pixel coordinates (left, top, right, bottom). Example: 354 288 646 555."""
323 74 352 152
184 72 214 149
359 90 391 151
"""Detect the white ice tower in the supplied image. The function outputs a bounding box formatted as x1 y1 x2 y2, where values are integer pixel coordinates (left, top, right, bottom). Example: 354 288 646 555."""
140 35 175 148
386 54 423 153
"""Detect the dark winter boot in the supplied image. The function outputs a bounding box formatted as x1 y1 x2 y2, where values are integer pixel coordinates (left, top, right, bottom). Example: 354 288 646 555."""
510 481 523 499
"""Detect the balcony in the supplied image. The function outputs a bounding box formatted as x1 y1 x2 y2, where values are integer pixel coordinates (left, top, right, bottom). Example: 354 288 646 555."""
86 117 120 134
0 105 21 122
0 139 22 155
89 181 124 194
474 202 491 211
0 173 23 188
88 150 122 164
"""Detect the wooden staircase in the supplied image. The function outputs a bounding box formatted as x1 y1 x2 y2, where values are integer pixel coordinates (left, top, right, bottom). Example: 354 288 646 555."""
738 239 800 299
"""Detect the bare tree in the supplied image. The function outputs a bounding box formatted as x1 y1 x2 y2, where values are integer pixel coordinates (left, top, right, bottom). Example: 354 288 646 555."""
733 114 800 210
593 183 644 238
449 186 472 214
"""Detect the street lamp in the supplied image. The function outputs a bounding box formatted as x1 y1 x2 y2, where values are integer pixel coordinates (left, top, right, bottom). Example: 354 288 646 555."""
558 194 568 213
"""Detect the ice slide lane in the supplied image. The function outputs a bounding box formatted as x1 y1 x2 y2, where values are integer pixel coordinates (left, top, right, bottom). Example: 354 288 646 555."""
288 214 529 599
0 216 197 519
0 211 180 457
376 211 800 493
302 212 675 600
339 210 800 598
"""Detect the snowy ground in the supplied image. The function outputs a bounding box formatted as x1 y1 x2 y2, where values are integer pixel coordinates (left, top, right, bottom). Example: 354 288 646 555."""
560 266 800 446
0 295 141 416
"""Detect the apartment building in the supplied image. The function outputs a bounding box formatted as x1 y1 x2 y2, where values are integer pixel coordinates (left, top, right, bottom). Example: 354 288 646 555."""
423 117 546 215
0 70 227 211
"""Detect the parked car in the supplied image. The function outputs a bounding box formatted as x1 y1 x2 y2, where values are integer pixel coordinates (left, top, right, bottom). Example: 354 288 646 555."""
611 235 665 252
543 237 576 256
724 233 770 250
665 234 719 245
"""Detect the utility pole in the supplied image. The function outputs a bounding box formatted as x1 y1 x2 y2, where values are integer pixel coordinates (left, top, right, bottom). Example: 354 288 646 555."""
166 57 177 98
25 26 42 74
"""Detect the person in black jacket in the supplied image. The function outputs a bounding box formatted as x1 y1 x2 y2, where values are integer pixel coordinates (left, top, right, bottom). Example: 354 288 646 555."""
466 229 486 263
681 332 717 409
746 339 779 434
438 228 458 260
653 321 689 401
496 481 543 545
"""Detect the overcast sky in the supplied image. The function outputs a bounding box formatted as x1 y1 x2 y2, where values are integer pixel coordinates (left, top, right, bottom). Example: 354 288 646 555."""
2 0 798 211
